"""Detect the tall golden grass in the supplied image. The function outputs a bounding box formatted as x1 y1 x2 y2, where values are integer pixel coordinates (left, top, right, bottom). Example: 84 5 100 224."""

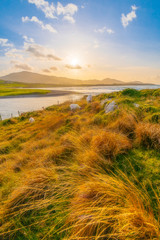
135 123 160 149
0 90 160 239
66 172 159 240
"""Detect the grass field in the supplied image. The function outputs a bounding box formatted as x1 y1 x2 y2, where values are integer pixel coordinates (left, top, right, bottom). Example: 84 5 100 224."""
0 88 160 239
0 80 50 97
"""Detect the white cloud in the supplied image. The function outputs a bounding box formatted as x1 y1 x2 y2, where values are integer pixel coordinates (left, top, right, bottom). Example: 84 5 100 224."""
23 35 34 43
27 1 78 23
57 2 78 23
22 16 57 33
5 48 23 59
57 2 78 16
28 0 56 19
42 66 58 73
65 64 82 69
0 38 13 47
11 60 33 71
43 68 51 73
50 66 58 71
121 5 138 28
63 15 75 24
95 27 114 34
106 29 115 34
25 43 62 61
132 5 138 11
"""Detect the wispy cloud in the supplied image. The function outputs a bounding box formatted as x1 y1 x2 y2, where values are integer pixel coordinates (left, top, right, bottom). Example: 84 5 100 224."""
23 35 34 43
121 5 138 28
0 38 13 47
95 27 114 34
27 1 78 23
57 2 78 23
63 15 75 24
43 66 58 73
5 48 23 59
43 68 51 73
50 66 58 71
25 43 62 61
11 60 33 71
93 40 100 49
65 64 82 69
57 2 78 16
28 0 56 19
22 16 57 33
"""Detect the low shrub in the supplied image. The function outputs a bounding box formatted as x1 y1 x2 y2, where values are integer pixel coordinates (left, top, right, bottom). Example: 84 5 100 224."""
2 118 17 126
121 88 141 97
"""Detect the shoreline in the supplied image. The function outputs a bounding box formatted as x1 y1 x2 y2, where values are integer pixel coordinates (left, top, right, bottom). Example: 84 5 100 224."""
0 90 80 99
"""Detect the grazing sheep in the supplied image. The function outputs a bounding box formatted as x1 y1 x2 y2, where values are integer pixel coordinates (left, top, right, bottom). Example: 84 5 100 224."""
70 104 81 111
134 103 140 108
29 117 35 123
105 101 117 114
86 95 92 103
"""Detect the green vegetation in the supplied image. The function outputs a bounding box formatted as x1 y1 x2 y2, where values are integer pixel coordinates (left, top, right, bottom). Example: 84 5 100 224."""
0 80 50 96
0 88 160 239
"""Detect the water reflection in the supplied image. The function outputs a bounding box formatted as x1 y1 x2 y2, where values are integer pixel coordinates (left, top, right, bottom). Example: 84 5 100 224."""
0 94 82 120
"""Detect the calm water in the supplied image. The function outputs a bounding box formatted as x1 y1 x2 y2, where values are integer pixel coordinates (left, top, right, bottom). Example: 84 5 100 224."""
0 85 159 120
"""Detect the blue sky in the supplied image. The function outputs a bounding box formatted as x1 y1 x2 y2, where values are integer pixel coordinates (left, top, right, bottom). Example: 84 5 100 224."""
0 0 160 83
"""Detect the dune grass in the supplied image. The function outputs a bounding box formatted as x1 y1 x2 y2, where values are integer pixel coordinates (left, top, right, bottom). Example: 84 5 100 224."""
0 80 50 97
0 88 160 239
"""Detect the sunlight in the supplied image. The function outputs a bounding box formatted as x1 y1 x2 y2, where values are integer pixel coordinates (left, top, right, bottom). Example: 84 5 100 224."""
70 58 79 67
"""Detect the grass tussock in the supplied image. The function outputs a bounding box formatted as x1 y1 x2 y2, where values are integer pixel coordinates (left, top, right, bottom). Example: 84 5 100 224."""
0 88 160 239
4 167 57 214
108 111 138 136
67 173 159 240
91 130 132 159
135 122 160 150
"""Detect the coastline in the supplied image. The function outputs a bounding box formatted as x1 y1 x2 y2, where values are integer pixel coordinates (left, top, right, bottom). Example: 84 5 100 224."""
0 90 80 99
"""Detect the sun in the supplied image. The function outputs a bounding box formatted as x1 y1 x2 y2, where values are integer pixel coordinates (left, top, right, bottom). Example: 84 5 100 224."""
70 58 79 67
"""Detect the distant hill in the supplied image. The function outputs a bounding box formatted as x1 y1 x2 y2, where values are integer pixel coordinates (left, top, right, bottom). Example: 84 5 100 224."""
0 71 150 86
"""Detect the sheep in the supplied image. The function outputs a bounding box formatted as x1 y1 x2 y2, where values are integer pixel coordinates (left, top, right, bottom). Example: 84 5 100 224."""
86 95 92 103
134 103 140 108
29 117 35 123
70 104 81 111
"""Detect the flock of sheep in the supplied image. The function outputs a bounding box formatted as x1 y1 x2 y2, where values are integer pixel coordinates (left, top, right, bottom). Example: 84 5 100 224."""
29 94 118 123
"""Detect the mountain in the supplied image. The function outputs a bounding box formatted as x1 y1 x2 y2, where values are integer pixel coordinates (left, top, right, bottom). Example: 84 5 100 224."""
0 71 148 86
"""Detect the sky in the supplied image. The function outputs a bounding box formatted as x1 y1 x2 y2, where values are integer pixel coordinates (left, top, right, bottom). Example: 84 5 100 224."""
0 0 160 83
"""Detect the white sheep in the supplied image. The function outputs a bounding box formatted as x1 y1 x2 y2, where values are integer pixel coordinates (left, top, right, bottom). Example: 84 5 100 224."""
134 103 140 108
70 104 81 111
86 95 92 103
29 117 35 123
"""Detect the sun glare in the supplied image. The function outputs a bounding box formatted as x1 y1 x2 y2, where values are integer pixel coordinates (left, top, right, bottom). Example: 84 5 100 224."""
70 58 79 66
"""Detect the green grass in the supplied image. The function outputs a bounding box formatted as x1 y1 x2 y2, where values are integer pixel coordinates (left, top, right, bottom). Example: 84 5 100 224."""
0 80 50 97
0 88 160 239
